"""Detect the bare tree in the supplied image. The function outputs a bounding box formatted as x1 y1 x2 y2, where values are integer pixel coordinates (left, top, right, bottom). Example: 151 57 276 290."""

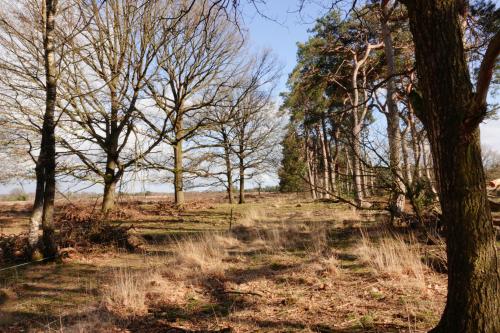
197 50 280 203
231 90 282 204
57 0 173 213
143 1 244 206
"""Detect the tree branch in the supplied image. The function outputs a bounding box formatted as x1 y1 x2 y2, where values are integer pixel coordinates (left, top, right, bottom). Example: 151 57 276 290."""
475 30 500 109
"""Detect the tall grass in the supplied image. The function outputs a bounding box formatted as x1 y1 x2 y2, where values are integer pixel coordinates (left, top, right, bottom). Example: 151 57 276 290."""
173 233 239 278
357 229 425 283
102 268 148 317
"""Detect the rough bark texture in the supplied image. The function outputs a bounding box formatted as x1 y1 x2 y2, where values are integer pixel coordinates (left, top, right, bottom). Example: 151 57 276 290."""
40 0 58 258
102 141 119 213
102 179 117 214
381 4 406 215
351 124 364 206
404 1 500 332
174 140 184 206
238 156 245 204
174 118 184 206
222 135 234 204
318 124 330 198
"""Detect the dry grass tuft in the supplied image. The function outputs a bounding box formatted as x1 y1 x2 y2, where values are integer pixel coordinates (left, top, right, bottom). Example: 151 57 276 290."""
102 268 149 318
238 207 267 226
173 232 239 278
357 229 426 283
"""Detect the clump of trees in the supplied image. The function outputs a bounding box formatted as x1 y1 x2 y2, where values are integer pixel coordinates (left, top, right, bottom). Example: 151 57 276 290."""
0 0 281 255
278 1 499 332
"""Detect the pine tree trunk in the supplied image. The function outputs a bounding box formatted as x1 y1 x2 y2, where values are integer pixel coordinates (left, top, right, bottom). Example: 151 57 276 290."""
408 107 422 180
318 124 330 198
351 124 364 206
40 0 58 258
401 126 413 186
381 6 405 215
404 1 500 331
305 142 317 200
422 141 437 193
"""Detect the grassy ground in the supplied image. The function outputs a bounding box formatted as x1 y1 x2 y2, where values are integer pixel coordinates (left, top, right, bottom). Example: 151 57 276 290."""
0 193 448 332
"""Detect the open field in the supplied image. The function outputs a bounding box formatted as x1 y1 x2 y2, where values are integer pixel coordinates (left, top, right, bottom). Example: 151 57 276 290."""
0 193 453 333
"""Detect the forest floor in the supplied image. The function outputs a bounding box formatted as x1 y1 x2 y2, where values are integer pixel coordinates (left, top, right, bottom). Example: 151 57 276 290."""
0 192 467 332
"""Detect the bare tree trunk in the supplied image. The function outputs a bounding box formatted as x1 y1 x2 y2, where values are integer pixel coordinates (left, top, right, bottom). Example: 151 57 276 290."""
345 145 352 195
381 4 405 215
330 127 340 195
322 116 334 195
408 108 422 180
40 0 58 258
223 137 234 204
422 141 437 194
102 179 117 214
28 160 44 249
318 124 330 198
102 142 119 213
351 124 364 206
174 117 184 206
173 140 184 206
305 138 317 200
238 156 245 204
404 1 500 331
401 126 413 186
361 155 370 198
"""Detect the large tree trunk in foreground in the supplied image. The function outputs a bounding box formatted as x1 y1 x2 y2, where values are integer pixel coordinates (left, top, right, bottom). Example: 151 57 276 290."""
40 0 58 258
404 1 500 332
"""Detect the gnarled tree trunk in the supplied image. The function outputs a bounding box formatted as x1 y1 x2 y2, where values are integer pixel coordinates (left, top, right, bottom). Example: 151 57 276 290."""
404 1 500 332
380 4 406 216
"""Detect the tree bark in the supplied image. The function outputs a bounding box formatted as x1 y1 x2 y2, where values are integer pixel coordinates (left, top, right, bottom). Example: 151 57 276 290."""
318 124 330 198
173 139 184 206
404 1 500 332
40 0 58 258
102 178 117 214
101 141 119 213
351 124 364 206
401 126 413 186
173 117 184 206
238 156 245 204
380 4 405 215
305 134 317 200
223 134 234 204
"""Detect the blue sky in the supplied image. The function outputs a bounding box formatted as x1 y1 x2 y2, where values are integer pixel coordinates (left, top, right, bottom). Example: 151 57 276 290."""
0 3 498 194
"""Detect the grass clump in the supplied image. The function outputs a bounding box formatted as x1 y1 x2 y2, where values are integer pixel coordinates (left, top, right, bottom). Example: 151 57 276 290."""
357 229 425 283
